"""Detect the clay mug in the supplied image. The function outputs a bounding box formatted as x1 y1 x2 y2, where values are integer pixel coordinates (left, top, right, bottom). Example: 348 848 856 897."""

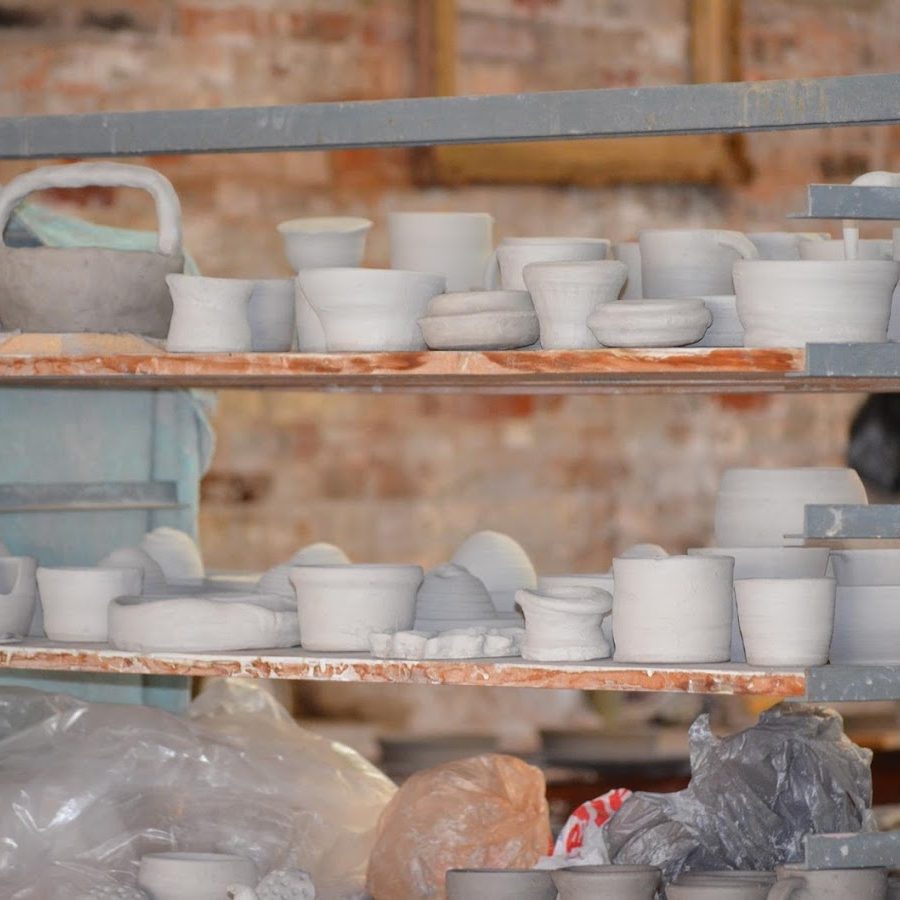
0 556 37 640
639 229 758 298
389 212 493 292
446 868 557 900
277 216 372 270
484 237 610 291
551 864 661 899
516 585 613 662
769 865 887 899
165 274 253 352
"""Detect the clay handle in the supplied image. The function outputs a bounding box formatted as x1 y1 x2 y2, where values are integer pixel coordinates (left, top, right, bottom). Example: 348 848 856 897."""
714 230 759 260
482 249 501 289
0 162 182 256
766 876 806 899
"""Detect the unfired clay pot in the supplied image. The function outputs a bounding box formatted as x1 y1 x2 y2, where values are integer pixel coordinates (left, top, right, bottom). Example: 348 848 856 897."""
639 229 758 298
735 577 835 667
446 868 556 900
166 275 253 352
830 585 900 664
37 566 142 642
612 555 733 663
551 864 661 900
0 556 37 639
588 298 712 347
537 573 614 648
517 585 612 661
291 564 423 651
770 864 886 899
523 260 627 349
297 267 446 351
418 290 538 350
451 530 537 616
485 237 610 291
257 541 350 597
138 852 257 900
612 241 642 298
0 162 183 336
389 212 493 292
277 216 372 270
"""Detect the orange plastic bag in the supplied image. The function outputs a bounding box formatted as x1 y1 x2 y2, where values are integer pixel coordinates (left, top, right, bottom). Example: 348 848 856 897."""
366 753 552 899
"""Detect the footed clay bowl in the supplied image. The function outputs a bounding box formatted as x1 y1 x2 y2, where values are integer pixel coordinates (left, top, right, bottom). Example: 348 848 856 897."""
446 868 556 900
277 216 372 270
486 237 610 291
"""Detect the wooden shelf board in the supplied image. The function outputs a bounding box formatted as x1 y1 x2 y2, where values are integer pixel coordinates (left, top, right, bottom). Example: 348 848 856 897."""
0 641 807 695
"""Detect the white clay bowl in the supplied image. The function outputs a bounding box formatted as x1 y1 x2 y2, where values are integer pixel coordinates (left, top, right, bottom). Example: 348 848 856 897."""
277 216 372 271
612 555 734 663
588 298 712 347
537 573 615 647
829 549 900 586
517 585 613 662
296 267 446 351
735 577 835 666
0 556 37 638
714 467 867 548
552 865 661 899
291 564 424 651
691 295 743 347
831 585 900 664
138 852 257 900
734 259 900 346
451 530 536 616
37 566 143 642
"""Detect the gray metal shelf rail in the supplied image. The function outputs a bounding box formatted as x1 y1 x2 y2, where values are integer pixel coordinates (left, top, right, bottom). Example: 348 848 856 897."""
3 71 900 871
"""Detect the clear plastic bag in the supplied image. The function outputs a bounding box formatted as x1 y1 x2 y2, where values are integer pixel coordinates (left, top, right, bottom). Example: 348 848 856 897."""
366 754 552 899
546 703 874 882
0 682 396 899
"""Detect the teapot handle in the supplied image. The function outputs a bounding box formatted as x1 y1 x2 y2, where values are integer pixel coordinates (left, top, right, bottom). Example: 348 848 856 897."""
0 162 182 257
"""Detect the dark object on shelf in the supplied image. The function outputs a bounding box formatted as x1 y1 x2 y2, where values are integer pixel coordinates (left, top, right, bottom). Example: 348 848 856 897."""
849 395 900 493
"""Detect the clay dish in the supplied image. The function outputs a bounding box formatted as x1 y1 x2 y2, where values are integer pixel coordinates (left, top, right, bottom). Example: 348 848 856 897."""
419 290 538 350
734 259 899 346
446 868 556 900
277 216 372 271
588 298 712 347
138 852 257 900
297 267 446 351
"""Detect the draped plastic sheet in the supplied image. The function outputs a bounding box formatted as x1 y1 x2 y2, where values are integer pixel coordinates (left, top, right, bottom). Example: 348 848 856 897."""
0 682 396 899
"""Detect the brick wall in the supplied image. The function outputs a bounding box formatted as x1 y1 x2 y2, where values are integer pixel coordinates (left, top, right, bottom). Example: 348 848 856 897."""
0 0 896 576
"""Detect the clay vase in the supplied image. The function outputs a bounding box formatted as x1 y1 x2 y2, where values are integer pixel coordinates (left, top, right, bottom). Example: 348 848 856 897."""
138 852 257 900
769 865 887 899
612 555 733 663
37 566 143 642
613 242 642 298
523 260 627 349
166 274 253 352
247 279 295 351
0 556 37 639
517 585 613 661
389 212 493 292
290 564 424 651
485 237 610 291
639 229 758 298
748 232 830 260
277 216 372 270
446 868 556 900
735 577 835 666
551 864 661 899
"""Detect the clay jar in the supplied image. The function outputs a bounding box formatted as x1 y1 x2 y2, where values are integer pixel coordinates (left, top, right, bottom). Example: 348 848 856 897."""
523 260 627 349
770 865 887 899
551 865 661 900
734 259 899 346
166 275 253 352
277 216 372 270
748 232 830 260
735 577 835 667
639 229 758 298
389 212 493 292
517 585 612 661
138 852 257 900
612 242 642 298
485 237 610 291
446 868 556 900
714 467 868 548
37 566 143 642
612 556 733 663
296 268 446 351
0 556 37 639
290 564 424 651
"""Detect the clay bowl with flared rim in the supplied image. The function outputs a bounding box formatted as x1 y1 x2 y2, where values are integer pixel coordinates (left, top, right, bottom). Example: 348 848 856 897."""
587 297 712 348
517 584 612 616
295 267 446 351
138 852 257 900
427 289 533 317
446 867 556 900
831 585 900 664
551 864 661 899
829 549 900 586
290 563 424 651
687 547 830 579
734 258 900 347
277 216 373 236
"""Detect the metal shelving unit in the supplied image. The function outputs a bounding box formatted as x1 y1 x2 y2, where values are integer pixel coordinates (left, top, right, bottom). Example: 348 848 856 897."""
3 71 900 872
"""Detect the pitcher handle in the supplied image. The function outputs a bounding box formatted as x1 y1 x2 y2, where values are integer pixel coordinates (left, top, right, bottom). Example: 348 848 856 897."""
482 249 501 289
714 230 759 260
767 876 806 899
0 162 182 257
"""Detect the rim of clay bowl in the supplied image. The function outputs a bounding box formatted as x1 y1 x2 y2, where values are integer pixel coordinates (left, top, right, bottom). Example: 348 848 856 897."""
276 216 372 234
734 576 835 587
